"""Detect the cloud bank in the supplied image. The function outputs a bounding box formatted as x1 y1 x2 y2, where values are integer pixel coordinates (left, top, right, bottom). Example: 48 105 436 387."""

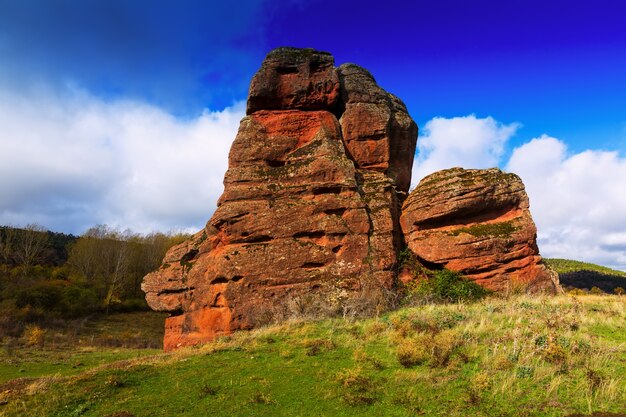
411 116 626 271
0 88 244 234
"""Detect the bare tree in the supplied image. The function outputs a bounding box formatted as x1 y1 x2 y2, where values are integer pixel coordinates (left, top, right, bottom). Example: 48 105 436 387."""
68 225 191 311
68 225 132 312
13 224 49 269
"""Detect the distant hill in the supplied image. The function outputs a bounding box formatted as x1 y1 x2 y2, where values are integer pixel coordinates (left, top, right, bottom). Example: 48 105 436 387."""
544 258 626 293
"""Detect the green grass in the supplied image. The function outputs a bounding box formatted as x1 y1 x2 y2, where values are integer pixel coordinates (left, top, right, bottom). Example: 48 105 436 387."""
1 295 624 416
0 311 166 384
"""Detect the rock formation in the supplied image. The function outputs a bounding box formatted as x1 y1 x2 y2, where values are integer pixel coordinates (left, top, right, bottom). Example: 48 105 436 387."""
142 47 418 351
400 168 559 292
143 48 559 351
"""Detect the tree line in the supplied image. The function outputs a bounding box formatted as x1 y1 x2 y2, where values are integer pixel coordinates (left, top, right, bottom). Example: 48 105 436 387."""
0 224 187 336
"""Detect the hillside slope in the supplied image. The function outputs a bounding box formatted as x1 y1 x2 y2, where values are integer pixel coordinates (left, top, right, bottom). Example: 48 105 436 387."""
545 258 626 293
1 295 624 417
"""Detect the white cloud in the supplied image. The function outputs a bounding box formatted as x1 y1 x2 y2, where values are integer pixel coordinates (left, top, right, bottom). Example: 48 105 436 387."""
507 136 626 271
411 115 520 186
0 87 244 234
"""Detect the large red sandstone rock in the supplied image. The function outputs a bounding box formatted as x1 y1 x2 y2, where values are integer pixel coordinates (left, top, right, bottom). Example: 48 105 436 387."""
143 47 418 351
400 168 560 293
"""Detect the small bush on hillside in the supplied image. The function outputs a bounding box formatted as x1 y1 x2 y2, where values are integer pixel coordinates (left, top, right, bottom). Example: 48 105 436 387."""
396 338 429 368
590 286 605 295
406 269 489 304
23 324 45 347
468 371 491 404
336 368 378 405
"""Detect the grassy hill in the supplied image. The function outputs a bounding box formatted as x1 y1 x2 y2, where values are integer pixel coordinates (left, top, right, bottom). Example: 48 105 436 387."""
1 295 624 417
544 259 626 293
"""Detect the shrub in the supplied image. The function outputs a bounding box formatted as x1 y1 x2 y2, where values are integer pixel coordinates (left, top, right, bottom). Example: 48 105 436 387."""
60 285 99 317
431 329 459 367
396 339 428 368
303 338 336 356
407 269 489 303
468 371 491 403
543 341 568 365
109 298 149 313
589 286 604 295
614 287 625 296
336 368 377 405
568 288 587 296
23 324 45 347
15 281 64 310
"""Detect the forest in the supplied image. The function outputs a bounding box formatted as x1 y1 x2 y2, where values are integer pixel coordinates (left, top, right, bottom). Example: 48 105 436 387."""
0 224 187 339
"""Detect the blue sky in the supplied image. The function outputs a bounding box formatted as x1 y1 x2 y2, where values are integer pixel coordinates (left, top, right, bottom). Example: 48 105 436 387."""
2 0 625 150
1 0 625 269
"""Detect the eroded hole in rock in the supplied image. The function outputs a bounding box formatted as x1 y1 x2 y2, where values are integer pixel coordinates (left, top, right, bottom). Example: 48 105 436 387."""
302 262 325 269
212 293 227 307
245 235 272 243
293 231 325 239
276 66 298 75
332 245 342 254
416 204 520 231
231 275 244 282
324 208 347 216
266 160 286 168
169 309 184 317
309 59 324 73
312 186 343 195
213 213 248 229
180 249 199 263
159 287 193 295
211 276 229 284
412 254 444 271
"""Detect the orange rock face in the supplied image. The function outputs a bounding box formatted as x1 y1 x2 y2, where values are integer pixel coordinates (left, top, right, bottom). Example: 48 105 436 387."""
142 47 418 351
400 168 560 293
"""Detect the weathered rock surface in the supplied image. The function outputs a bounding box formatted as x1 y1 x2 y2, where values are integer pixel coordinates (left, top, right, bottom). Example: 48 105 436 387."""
337 64 418 193
400 168 560 293
247 48 340 114
143 47 418 351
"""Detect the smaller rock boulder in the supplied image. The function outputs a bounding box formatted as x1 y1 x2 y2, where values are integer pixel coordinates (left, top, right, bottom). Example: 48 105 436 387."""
400 167 560 293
